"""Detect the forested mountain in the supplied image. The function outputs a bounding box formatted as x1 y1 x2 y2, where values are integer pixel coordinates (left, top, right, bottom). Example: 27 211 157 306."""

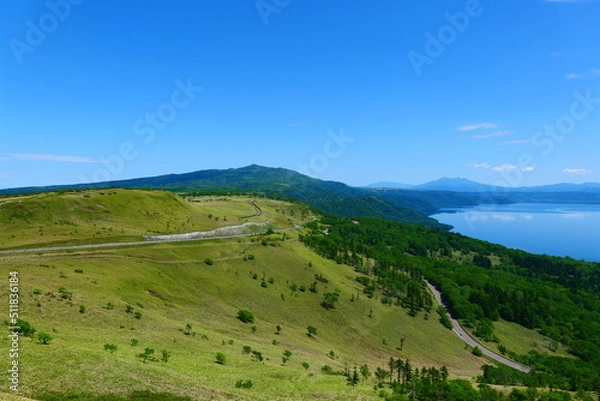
0 165 449 228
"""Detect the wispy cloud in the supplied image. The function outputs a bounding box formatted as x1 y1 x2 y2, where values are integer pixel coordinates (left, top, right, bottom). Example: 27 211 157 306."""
0 153 102 163
566 68 600 80
467 163 491 169
492 164 518 172
467 130 512 139
500 139 533 145
563 168 592 175
456 123 499 131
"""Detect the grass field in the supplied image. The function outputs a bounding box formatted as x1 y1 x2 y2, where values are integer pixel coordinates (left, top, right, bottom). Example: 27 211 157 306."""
0 190 544 400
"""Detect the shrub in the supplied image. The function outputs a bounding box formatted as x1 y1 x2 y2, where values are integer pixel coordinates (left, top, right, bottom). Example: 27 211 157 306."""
134 311 142 319
37 332 53 345
130 338 139 346
104 343 118 353
237 310 255 324
235 380 253 389
215 352 227 365
306 325 317 337
15 319 36 338
472 347 483 357
79 305 86 314
302 362 310 371
204 258 214 265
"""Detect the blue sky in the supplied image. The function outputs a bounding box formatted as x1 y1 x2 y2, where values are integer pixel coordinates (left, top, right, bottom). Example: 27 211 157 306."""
1 0 599 189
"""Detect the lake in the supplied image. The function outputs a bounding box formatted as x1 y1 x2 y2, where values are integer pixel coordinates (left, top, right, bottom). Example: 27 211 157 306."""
431 203 600 262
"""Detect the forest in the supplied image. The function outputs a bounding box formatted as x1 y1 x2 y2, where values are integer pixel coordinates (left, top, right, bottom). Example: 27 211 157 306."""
299 216 600 394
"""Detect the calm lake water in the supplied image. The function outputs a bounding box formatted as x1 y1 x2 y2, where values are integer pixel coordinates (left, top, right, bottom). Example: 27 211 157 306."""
431 203 600 262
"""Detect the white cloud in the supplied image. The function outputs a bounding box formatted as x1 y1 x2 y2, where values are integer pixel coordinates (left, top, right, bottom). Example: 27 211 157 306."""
500 139 533 145
468 163 491 169
0 153 102 163
456 123 499 131
566 68 600 80
467 130 512 139
562 168 592 175
522 166 535 172
492 164 517 172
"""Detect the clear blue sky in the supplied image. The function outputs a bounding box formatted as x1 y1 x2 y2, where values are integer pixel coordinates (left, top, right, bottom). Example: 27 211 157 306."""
1 0 599 189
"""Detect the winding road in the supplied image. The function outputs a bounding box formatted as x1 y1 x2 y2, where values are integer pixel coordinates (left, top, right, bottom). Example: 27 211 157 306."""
425 281 531 373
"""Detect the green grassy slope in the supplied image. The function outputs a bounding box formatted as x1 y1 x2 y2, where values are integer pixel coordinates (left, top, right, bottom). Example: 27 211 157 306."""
0 190 483 401
0 190 304 250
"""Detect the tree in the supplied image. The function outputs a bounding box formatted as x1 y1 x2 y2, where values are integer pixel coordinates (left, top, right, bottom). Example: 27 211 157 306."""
359 364 371 382
37 332 53 345
282 350 292 364
472 347 483 357
15 319 36 338
215 352 227 365
302 362 310 371
237 310 255 323
161 349 171 363
321 292 339 310
306 325 317 337
184 323 192 335
138 347 155 362
347 366 359 386
275 324 282 335
79 305 86 314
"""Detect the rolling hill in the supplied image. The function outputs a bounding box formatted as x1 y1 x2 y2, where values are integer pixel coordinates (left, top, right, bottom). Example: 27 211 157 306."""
0 189 487 401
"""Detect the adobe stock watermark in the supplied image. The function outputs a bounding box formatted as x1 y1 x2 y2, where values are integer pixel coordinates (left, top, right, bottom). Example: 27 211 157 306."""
407 0 494 76
8 271 20 392
462 89 599 231
495 89 598 189
297 129 354 178
255 0 292 26
78 78 203 184
9 0 86 65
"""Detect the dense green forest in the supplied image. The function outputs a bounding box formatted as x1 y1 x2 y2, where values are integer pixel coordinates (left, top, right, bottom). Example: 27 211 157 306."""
299 216 600 394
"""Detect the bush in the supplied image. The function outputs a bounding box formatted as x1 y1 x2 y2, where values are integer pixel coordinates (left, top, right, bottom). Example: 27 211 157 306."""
15 319 36 338
37 332 53 345
79 305 86 314
204 258 214 265
104 343 118 353
472 347 483 357
235 380 253 389
134 312 142 319
215 352 227 365
237 310 255 323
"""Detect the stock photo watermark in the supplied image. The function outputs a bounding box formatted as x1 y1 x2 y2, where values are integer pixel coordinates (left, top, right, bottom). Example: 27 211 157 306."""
407 0 494 76
78 78 203 184
494 89 598 190
297 129 354 177
7 271 20 392
255 0 292 26
9 0 86 65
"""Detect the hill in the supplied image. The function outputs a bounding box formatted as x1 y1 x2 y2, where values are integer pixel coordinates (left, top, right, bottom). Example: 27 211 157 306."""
0 165 449 229
0 190 488 401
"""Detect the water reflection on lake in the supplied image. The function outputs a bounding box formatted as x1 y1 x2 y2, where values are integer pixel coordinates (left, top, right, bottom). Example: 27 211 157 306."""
431 203 600 262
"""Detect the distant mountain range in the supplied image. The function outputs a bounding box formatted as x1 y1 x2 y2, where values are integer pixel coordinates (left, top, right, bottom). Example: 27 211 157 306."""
2 166 600 229
368 177 600 193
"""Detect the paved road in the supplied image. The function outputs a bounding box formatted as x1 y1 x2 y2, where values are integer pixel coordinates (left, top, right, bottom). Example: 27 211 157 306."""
425 281 531 373
0 221 300 255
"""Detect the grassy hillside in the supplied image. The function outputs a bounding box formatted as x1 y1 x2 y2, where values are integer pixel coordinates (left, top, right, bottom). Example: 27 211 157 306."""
0 190 305 250
0 165 450 229
0 190 485 401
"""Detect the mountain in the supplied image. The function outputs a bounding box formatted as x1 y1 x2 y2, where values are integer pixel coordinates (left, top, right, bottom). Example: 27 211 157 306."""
414 177 495 192
0 165 449 229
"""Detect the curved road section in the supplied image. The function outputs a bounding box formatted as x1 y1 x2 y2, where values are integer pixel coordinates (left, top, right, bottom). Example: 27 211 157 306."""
425 281 531 373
